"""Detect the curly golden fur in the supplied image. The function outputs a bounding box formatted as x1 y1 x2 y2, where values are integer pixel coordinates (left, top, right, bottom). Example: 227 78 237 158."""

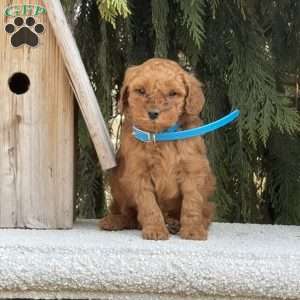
100 58 215 240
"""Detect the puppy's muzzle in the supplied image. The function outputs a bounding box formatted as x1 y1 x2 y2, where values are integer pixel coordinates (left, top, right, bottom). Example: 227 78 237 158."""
148 110 160 120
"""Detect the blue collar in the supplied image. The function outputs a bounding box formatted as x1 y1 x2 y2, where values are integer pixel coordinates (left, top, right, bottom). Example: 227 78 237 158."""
132 109 240 142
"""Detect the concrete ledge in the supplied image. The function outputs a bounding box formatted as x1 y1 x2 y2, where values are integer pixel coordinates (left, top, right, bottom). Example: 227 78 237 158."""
0 220 299 299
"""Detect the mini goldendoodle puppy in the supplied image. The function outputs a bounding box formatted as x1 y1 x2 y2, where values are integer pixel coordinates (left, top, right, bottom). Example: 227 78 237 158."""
100 58 215 240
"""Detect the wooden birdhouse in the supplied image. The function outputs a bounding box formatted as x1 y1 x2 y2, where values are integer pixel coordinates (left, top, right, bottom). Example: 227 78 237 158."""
0 0 116 229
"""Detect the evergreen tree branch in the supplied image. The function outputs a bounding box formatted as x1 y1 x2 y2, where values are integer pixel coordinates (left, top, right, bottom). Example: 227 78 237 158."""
228 19 300 146
98 0 131 28
177 0 206 49
151 0 169 57
266 132 300 224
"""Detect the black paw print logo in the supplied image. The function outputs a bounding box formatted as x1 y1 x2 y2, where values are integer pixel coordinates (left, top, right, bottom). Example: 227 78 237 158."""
5 17 45 48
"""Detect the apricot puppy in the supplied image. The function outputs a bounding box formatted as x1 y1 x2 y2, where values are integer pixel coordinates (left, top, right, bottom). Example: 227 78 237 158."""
100 58 215 240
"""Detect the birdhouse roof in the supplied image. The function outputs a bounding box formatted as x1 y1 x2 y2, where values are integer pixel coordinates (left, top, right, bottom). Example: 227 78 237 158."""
44 1 116 170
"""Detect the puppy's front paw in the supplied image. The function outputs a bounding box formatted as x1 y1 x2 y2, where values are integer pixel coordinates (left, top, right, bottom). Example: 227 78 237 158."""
142 224 169 240
179 225 208 240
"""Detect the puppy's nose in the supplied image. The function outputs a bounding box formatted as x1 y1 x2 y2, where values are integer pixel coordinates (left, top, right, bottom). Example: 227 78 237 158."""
148 111 159 120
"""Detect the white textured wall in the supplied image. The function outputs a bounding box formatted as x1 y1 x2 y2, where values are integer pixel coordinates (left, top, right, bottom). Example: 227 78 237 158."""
0 220 299 299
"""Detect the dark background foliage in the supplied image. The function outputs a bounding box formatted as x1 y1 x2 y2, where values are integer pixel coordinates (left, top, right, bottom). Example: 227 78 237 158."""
62 0 300 224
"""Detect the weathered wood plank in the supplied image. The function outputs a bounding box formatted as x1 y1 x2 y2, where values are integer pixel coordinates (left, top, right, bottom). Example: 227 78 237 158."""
44 0 116 171
0 0 74 228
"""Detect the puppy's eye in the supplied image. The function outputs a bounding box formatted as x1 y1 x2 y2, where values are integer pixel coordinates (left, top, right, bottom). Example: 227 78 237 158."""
168 90 177 97
135 88 146 96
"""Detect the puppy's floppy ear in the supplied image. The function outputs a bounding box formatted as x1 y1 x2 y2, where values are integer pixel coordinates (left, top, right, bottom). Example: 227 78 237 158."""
118 66 139 113
183 73 205 115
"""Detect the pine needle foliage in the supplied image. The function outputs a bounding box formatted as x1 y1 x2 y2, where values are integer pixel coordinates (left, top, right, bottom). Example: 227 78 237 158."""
265 132 300 224
177 0 206 49
63 0 300 224
97 0 130 29
228 17 299 145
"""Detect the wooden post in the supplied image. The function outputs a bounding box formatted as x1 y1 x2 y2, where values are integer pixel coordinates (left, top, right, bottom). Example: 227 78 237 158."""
44 0 116 171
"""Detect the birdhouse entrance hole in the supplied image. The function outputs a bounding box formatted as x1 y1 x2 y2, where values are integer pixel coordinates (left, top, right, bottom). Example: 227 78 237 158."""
9 72 30 95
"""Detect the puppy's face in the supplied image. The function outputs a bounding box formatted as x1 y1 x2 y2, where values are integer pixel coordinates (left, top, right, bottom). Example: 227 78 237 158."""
119 59 205 133
126 67 187 132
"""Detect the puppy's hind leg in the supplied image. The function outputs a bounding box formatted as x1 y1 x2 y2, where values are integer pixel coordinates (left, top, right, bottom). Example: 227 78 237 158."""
179 177 209 240
202 201 215 230
100 214 138 230
99 202 138 231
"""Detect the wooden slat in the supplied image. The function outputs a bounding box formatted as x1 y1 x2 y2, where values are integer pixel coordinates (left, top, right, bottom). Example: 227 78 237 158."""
44 0 116 171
